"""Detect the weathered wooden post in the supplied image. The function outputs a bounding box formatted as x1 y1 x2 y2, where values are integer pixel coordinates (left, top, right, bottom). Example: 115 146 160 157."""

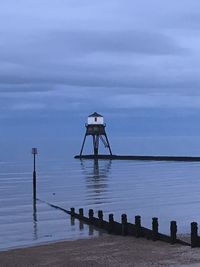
89 209 94 224
191 222 198 248
135 215 141 238
108 213 114 233
70 207 75 216
152 217 159 241
98 210 103 228
121 214 127 236
79 208 84 218
78 209 83 230
170 221 177 244
70 208 75 226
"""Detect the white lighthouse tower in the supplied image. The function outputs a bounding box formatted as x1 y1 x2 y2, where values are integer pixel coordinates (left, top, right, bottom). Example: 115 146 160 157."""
79 112 112 157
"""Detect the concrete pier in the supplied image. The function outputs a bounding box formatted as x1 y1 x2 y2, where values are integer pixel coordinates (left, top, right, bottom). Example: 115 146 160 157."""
74 154 200 162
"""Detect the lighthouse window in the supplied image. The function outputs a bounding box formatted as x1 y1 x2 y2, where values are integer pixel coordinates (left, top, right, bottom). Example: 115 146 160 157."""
95 117 97 122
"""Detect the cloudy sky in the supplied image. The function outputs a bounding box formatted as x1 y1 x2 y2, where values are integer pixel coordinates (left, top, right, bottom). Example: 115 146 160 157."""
1 0 200 159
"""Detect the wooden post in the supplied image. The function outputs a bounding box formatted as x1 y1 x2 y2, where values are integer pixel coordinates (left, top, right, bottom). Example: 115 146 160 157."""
135 215 141 238
79 208 84 218
121 214 127 236
152 217 159 241
70 207 75 216
70 208 75 225
89 209 94 223
109 213 114 233
191 222 198 248
98 210 103 220
170 221 177 244
98 210 103 228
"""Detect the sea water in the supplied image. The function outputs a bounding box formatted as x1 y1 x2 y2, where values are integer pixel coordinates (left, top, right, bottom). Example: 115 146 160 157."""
1 157 200 250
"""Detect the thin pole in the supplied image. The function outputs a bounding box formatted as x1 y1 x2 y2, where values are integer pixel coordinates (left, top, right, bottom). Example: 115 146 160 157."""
93 135 96 155
33 153 36 200
80 133 87 156
33 196 38 240
93 135 99 155
33 153 36 172
95 135 99 155
104 133 112 155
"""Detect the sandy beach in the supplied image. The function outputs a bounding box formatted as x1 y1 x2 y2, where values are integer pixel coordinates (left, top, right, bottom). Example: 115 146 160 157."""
0 234 200 267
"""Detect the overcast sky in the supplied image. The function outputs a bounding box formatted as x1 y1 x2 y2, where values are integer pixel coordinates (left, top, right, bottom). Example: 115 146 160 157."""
1 0 200 158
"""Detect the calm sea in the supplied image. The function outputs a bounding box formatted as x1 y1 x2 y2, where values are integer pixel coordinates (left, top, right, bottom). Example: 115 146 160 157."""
1 157 200 250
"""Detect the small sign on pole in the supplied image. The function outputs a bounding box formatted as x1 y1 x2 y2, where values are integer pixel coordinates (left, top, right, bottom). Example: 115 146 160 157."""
32 148 38 155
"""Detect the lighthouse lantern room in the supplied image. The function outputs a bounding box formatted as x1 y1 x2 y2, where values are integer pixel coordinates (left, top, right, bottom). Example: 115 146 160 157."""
79 112 112 157
87 112 104 125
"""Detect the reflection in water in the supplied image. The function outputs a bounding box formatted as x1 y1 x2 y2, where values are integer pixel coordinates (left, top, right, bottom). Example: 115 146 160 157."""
71 216 75 226
69 215 97 236
33 198 38 240
5 158 200 250
89 224 94 236
80 159 112 205
79 220 84 231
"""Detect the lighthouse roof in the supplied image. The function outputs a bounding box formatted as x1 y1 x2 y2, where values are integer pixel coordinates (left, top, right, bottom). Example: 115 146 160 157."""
88 112 103 118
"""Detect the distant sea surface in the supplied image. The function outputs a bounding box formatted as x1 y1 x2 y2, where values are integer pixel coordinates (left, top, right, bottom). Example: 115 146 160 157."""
1 157 200 250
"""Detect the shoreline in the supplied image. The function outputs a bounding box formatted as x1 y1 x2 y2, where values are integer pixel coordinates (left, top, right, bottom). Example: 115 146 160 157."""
1 234 200 267
0 234 98 253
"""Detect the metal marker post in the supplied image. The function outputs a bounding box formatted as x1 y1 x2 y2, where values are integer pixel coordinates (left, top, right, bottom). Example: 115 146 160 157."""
32 148 38 200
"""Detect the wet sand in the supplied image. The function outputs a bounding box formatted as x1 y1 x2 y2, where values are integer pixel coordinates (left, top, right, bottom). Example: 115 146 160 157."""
0 234 200 267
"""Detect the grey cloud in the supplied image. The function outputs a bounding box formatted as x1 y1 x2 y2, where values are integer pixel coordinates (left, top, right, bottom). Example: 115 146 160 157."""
105 93 200 109
0 60 199 91
167 13 200 30
0 29 184 67
41 30 184 55
0 0 200 115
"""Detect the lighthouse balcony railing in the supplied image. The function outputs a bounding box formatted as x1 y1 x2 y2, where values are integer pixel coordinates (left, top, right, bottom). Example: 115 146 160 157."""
85 123 106 127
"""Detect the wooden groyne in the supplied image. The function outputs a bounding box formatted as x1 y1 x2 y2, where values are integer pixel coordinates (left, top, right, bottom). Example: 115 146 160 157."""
38 199 200 248
69 207 191 247
74 154 200 162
